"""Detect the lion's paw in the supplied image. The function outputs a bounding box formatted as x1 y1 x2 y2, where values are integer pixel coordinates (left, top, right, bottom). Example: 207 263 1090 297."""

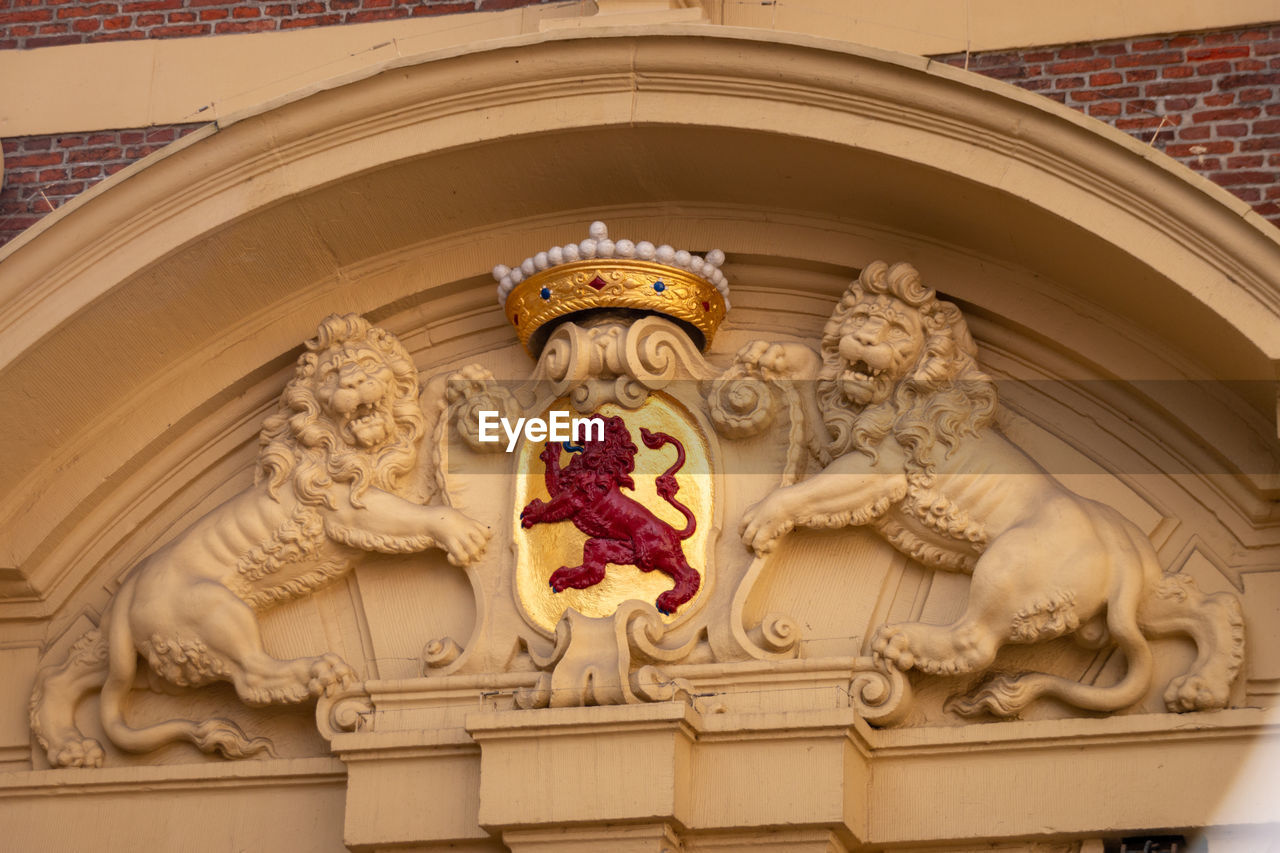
759 343 821 379
655 589 690 616
51 738 104 768
549 564 605 592
307 654 358 698
872 626 916 671
435 510 492 567
872 622 994 676
734 341 820 380
1164 674 1230 712
739 497 794 555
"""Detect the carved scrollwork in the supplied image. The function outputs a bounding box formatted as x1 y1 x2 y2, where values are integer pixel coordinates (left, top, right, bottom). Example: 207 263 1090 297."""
606 375 649 410
706 339 828 486
420 636 463 672
514 674 553 710
630 665 695 704
848 657 913 727
316 685 375 740
513 601 701 710
756 613 801 655
534 327 577 391
534 317 718 412
621 316 718 385
535 322 628 411
626 607 704 664
706 373 777 438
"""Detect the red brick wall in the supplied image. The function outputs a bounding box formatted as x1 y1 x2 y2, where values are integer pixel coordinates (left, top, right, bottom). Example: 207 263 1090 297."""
0 0 557 48
0 125 204 246
934 25 1280 226
2 22 1277 249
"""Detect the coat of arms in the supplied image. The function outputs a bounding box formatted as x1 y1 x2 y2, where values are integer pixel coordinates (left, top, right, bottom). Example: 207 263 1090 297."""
29 220 1246 766
520 415 701 616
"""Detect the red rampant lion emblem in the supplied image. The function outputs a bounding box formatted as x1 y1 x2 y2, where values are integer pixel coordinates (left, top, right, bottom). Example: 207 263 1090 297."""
520 415 701 615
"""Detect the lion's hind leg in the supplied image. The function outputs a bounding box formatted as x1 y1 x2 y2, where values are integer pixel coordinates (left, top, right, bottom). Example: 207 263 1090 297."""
550 538 633 592
30 628 109 768
170 581 356 706
948 535 1154 718
872 533 1043 678
872 619 1001 676
98 582 276 761
948 613 1154 718
652 553 701 615
102 578 360 761
1139 573 1244 712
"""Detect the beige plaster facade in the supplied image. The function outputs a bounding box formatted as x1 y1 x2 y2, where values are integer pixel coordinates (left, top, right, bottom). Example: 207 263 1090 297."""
2 5 1280 852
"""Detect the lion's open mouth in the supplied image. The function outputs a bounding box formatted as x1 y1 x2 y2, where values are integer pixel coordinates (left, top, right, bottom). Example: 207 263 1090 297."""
840 359 895 406
845 359 885 382
345 401 390 446
350 401 381 426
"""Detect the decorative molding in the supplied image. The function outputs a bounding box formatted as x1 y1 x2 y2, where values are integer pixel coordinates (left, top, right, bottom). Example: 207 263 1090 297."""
0 756 347 797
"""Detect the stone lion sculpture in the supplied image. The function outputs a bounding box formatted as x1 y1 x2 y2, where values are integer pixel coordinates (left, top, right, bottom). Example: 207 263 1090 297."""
30 314 491 767
739 261 1244 718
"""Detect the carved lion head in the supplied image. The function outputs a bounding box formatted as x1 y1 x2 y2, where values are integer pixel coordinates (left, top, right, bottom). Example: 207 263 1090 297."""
257 314 425 508
817 262 996 468
565 415 638 491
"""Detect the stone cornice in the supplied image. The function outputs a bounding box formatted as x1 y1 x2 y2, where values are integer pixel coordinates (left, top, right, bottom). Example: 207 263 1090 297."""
316 691 1280 847
0 756 346 797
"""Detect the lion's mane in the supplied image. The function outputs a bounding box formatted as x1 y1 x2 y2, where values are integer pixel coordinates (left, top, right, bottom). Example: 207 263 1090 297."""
225 315 427 607
817 262 997 475
565 416 638 491
256 314 425 510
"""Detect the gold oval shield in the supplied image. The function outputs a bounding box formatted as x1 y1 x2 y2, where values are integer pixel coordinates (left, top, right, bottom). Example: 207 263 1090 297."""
514 393 712 633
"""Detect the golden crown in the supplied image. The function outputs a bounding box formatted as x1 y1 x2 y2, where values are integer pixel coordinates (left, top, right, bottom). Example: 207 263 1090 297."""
494 222 729 356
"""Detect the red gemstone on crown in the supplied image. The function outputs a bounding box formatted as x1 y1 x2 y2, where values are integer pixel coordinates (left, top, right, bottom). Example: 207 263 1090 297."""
701 301 710 312
588 276 607 290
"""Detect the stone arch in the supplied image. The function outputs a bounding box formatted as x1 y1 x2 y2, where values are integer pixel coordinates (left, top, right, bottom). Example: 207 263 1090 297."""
4 25 1279 848
3 25 1276 613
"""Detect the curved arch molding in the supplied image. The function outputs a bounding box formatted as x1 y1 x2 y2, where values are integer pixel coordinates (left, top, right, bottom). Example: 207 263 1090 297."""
1 26 1279 608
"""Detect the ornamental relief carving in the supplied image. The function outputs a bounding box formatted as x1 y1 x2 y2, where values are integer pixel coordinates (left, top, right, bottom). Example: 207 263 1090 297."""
30 222 1247 767
732 260 1243 718
31 316 491 768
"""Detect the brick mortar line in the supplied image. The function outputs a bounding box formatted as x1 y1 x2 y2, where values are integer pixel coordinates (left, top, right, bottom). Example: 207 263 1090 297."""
1 124 206 242
932 23 1280 220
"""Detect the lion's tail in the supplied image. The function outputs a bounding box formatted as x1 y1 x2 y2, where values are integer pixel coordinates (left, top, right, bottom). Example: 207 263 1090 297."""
98 582 275 762
640 428 696 539
950 532 1156 717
